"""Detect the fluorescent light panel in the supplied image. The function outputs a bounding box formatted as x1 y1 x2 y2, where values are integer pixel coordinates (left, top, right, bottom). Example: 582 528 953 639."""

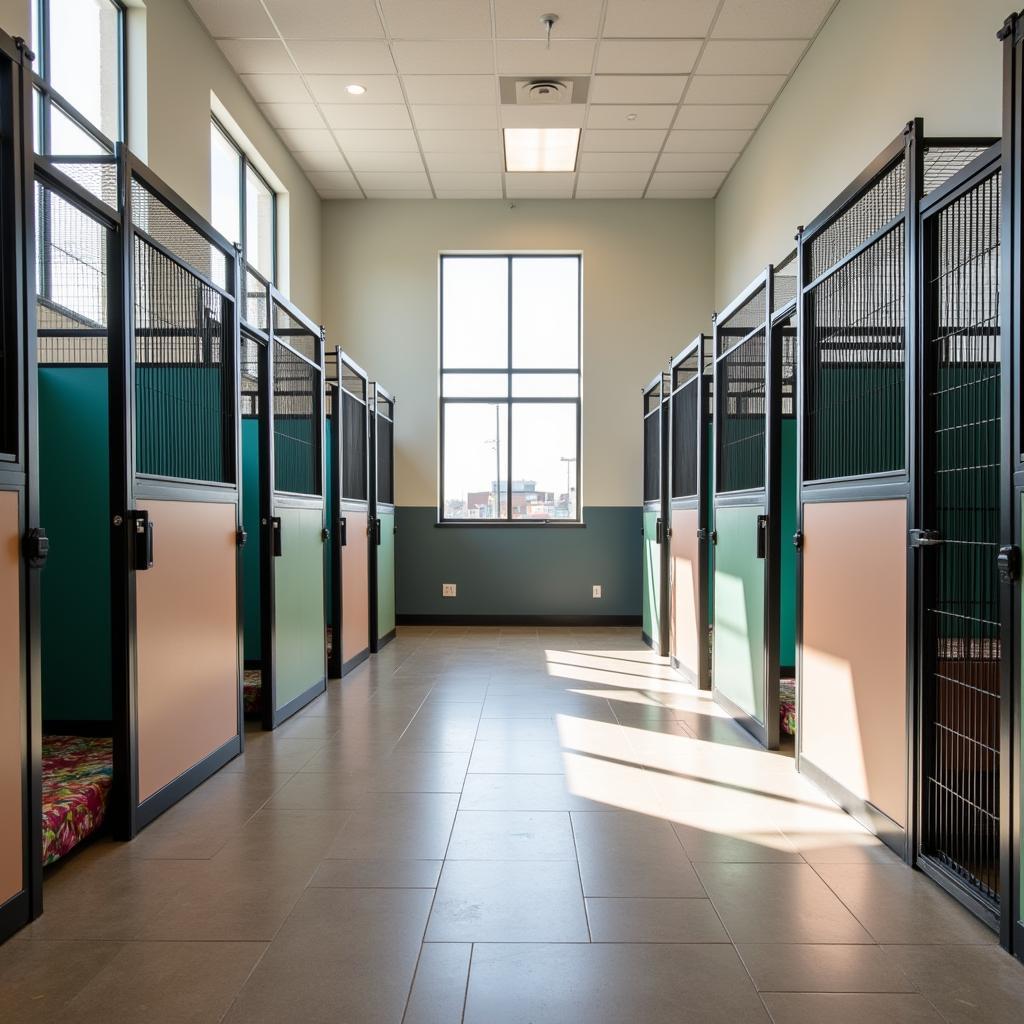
503 128 581 173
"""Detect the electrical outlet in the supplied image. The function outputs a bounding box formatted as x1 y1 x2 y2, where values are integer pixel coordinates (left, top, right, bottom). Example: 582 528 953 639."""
592 585 602 599
442 583 457 598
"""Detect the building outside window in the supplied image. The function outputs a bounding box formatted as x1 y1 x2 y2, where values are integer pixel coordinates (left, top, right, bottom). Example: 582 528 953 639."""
439 254 581 523
210 117 276 282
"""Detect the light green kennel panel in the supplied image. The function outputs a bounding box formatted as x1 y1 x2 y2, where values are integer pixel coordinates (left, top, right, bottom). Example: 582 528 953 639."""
376 510 396 640
642 509 661 646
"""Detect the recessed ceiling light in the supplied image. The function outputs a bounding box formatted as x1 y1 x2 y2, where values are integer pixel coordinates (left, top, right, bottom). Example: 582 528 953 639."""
345 83 366 96
503 127 580 173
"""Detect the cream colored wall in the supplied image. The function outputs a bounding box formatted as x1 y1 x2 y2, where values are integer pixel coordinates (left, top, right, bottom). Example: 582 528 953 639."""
714 0 1007 306
0 0 322 319
321 198 715 508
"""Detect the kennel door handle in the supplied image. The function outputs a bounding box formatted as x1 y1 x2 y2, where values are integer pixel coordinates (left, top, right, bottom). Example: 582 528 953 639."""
655 517 663 544
909 528 942 549
24 527 49 569
998 545 1020 583
375 518 382 545
271 516 282 557
339 516 347 547
756 515 768 559
133 511 154 570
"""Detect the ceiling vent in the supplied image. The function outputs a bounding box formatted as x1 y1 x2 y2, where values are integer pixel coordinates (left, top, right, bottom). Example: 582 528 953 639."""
499 76 589 105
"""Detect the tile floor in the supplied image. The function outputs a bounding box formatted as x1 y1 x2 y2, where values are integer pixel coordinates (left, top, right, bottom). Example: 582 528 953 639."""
3 626 1024 1023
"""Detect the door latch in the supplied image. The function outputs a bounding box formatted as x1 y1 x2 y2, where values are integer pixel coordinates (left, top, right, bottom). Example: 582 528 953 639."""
376 518 382 545
23 527 49 569
339 516 347 547
997 545 1020 583
271 516 282 557
909 528 942 548
710 530 718 545
655 517 663 544
756 515 768 559
697 527 708 542
132 510 154 570
793 530 803 550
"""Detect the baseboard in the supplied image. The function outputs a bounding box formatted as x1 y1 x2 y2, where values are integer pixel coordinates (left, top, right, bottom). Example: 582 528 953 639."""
341 648 370 676
397 614 642 627
798 753 907 860
269 677 327 729
42 719 113 737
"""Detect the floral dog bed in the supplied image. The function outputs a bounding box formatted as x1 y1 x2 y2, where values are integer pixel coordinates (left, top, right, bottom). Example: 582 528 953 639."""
244 669 262 715
780 678 797 737
42 735 113 865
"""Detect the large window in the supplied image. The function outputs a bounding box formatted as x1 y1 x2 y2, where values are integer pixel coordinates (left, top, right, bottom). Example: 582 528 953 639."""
440 254 581 523
210 118 276 281
32 0 124 155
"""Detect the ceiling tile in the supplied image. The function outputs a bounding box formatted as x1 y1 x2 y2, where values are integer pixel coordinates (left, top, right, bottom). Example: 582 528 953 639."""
586 106 676 130
581 129 667 152
673 104 767 130
494 0 603 39
346 151 427 172
650 170 727 190
333 129 421 151
356 171 431 189
656 151 738 171
413 105 499 130
603 0 719 37
319 189 364 199
698 39 807 75
321 104 414 130
190 0 274 39
496 40 596 76
712 0 834 39
646 189 716 198
294 150 351 172
424 151 502 171
505 172 576 188
240 74 310 104
578 151 658 172
289 41 396 75
264 0 385 39
435 188 504 198
260 103 326 130
380 0 492 38
590 75 687 105
218 39 294 75
392 40 494 74
506 180 575 199
277 128 337 150
363 189 434 198
499 105 586 129
402 75 498 104
595 39 702 74
576 171 651 189
306 75 405 103
663 128 752 152
685 74 787 104
576 189 645 198
418 129 500 153
430 172 503 189
307 170 361 189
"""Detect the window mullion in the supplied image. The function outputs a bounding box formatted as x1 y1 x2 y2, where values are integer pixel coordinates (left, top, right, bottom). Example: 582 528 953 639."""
506 255 513 521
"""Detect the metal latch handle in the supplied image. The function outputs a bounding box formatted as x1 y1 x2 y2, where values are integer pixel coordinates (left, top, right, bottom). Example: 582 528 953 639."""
909 529 942 548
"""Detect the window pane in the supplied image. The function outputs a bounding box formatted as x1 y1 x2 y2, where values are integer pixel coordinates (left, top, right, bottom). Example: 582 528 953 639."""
48 0 120 141
45 96 106 155
511 373 578 398
443 373 508 398
442 402 507 519
511 404 577 520
442 257 508 369
246 165 275 278
210 122 241 246
512 256 579 369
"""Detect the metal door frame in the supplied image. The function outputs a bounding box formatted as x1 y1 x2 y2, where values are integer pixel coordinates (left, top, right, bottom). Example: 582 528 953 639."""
642 371 670 655
369 380 396 653
668 335 712 687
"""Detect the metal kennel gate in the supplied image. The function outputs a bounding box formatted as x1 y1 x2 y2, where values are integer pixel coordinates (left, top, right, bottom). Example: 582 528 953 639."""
642 372 669 655
370 382 396 652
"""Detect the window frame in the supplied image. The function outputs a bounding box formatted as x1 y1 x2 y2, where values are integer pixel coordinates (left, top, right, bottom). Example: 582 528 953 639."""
211 116 278 283
33 0 127 157
438 252 583 527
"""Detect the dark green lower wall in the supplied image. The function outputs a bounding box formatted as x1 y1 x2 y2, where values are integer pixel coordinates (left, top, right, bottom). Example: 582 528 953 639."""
242 418 262 662
395 506 641 619
39 367 111 721
780 418 797 668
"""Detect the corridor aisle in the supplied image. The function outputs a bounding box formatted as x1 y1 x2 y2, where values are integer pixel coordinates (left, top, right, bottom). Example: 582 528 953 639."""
1 627 1021 1023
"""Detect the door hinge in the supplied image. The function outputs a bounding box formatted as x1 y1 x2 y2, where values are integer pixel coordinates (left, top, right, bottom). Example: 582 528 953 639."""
997 545 1020 583
793 530 803 550
710 530 718 545
23 527 49 569
696 527 708 542
321 527 330 542
909 528 942 548
236 528 247 548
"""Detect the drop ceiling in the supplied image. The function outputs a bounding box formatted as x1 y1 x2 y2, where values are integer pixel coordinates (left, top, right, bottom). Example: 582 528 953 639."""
191 0 838 200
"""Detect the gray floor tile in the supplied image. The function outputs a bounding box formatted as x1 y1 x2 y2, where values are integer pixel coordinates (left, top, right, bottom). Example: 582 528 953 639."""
446 810 577 860
760 992 944 1023
404 943 472 1024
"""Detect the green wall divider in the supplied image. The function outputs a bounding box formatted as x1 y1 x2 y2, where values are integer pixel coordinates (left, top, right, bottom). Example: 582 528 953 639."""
713 503 765 723
324 417 334 624
273 505 325 709
39 367 112 721
377 509 396 638
780 418 797 668
241 418 262 663
642 509 660 642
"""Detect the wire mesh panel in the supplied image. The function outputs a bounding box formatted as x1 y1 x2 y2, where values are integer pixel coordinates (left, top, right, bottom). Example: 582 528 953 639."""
240 334 261 418
922 167 1002 907
342 388 367 501
244 267 268 334
133 232 232 482
35 180 109 366
717 327 767 493
273 341 319 496
804 157 907 480
671 350 700 499
716 283 766 356
273 302 318 363
643 383 662 503
924 145 994 195
376 394 394 506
